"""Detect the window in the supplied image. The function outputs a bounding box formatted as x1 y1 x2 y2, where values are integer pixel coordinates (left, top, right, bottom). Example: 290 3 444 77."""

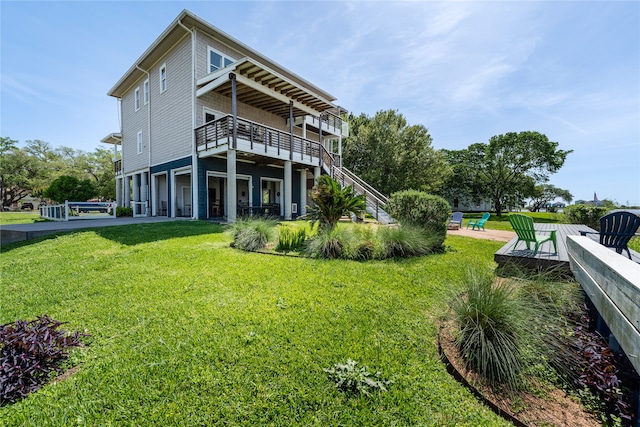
143 79 149 104
134 88 140 111
208 47 233 73
159 64 166 92
137 131 143 154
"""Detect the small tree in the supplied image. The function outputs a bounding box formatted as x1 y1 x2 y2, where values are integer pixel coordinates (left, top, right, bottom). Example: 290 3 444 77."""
43 175 96 204
305 175 366 232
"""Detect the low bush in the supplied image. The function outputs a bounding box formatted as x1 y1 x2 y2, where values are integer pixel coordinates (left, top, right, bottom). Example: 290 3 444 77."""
229 218 277 251
386 190 450 239
0 315 88 405
116 206 133 217
563 204 609 230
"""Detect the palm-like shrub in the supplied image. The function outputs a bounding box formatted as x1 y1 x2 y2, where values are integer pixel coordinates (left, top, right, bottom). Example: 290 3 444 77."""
305 175 366 232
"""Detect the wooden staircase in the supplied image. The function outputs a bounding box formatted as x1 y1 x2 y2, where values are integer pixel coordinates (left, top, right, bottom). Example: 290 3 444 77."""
320 147 393 224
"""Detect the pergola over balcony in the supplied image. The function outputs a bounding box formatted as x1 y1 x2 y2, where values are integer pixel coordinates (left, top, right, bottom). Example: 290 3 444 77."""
196 57 336 119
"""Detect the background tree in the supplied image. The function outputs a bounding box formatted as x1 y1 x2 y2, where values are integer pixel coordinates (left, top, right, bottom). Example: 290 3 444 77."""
445 132 572 216
342 110 451 196
529 184 573 212
0 137 42 207
42 175 96 204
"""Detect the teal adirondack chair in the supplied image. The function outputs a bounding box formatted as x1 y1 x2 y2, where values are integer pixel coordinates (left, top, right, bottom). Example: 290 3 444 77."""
508 214 557 255
467 212 490 231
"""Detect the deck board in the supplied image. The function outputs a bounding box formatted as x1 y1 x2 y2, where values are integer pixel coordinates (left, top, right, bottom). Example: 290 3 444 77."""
494 223 640 271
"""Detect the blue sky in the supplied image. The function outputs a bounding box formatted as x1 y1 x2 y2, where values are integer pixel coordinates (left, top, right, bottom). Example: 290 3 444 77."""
2 1 639 205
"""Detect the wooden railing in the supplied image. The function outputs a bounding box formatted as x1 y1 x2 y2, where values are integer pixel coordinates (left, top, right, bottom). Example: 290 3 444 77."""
114 159 122 174
195 115 323 163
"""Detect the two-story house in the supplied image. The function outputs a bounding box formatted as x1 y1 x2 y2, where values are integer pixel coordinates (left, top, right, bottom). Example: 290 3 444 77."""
102 9 390 223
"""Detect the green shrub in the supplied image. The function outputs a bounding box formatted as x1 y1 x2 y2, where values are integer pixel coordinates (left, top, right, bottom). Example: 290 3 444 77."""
563 204 609 230
229 218 276 251
386 190 450 238
379 225 439 258
277 226 307 252
116 207 133 217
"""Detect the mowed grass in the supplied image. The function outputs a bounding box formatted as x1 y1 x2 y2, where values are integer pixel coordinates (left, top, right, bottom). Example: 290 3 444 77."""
0 221 510 426
0 212 46 225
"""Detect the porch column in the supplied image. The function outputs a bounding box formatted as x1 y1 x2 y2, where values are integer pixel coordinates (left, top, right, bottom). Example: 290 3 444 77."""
284 160 292 220
124 176 131 208
289 101 294 161
314 166 321 180
141 171 149 216
115 177 122 207
299 168 307 216
132 174 140 215
227 150 237 223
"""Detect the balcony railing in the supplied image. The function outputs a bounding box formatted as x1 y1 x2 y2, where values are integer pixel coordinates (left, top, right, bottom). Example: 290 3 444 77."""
195 115 324 163
114 159 122 174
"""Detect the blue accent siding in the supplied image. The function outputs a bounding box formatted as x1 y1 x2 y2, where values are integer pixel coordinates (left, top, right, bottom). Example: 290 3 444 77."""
196 156 307 220
150 156 192 216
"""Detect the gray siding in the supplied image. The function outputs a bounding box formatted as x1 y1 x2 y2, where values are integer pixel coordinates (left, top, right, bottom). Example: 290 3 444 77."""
121 80 150 173
150 36 193 166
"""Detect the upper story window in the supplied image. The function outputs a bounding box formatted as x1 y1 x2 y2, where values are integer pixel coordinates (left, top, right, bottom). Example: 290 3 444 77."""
208 47 233 73
159 64 167 92
137 131 143 154
134 87 140 111
143 79 149 104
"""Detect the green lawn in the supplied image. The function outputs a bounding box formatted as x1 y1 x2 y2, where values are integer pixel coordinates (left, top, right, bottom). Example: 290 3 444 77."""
0 221 510 426
0 212 46 225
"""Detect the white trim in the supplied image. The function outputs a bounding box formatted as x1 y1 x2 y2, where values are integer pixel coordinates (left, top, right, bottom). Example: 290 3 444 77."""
136 131 143 154
171 166 192 217
151 171 168 216
159 63 167 93
143 79 149 105
134 87 141 111
261 177 284 216
206 171 252 218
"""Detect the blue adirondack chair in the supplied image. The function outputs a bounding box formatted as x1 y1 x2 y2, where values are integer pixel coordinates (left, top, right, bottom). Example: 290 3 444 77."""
449 211 463 228
580 211 640 259
467 212 490 231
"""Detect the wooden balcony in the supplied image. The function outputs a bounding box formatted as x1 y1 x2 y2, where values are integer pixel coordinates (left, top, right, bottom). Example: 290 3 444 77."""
195 115 331 167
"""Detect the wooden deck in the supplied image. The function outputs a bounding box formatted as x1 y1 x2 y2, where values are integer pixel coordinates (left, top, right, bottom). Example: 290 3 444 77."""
494 223 640 272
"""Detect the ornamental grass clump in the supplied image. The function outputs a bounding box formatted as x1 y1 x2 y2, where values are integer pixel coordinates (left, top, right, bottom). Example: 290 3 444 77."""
378 225 439 258
450 268 528 391
0 315 89 405
229 218 277 251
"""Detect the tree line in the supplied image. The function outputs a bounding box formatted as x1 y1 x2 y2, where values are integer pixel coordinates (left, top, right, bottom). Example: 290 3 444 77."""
342 110 573 216
0 137 115 207
1 109 574 213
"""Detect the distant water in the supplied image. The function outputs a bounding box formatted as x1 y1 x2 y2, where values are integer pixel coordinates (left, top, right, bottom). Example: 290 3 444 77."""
611 209 640 216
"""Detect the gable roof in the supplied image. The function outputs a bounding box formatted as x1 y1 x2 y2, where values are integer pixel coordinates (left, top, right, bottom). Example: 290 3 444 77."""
108 9 337 106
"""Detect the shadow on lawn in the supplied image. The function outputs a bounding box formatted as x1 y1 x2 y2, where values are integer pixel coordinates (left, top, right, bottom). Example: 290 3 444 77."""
1 221 226 252
93 221 226 246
